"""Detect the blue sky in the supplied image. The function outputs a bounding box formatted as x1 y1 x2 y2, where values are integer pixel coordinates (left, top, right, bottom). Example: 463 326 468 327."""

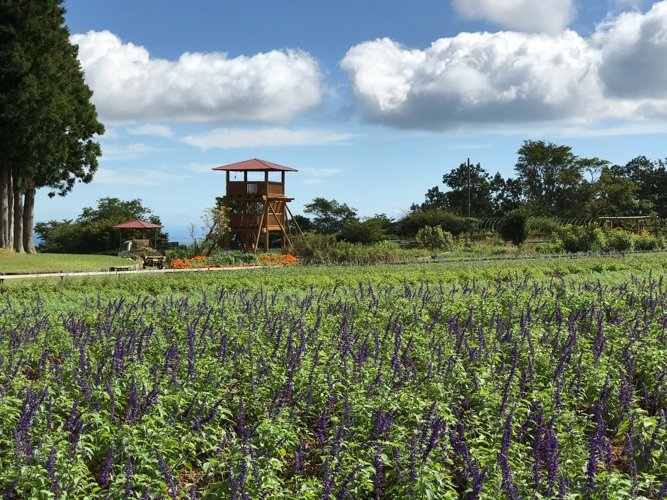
39 0 667 242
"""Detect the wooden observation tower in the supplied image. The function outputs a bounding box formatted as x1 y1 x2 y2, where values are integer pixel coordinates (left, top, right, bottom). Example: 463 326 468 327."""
213 158 303 252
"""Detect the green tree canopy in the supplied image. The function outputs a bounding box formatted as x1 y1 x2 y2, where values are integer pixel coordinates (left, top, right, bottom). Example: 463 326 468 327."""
612 156 667 217
514 140 581 215
414 162 495 216
587 166 638 217
303 197 358 235
340 214 394 244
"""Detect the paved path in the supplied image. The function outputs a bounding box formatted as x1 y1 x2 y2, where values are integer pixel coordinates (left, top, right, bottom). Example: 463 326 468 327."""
0 265 265 283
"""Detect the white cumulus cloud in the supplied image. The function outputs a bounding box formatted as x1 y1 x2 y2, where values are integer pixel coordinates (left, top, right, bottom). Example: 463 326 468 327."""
451 0 575 34
127 124 174 138
72 30 323 124
100 143 160 159
94 167 185 186
180 127 353 150
342 32 602 128
341 1 667 130
594 1 667 98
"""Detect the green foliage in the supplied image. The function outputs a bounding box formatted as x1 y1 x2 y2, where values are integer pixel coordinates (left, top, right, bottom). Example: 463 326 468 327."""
290 232 428 264
534 240 565 254
617 156 667 217
498 210 528 246
201 205 230 252
203 251 259 266
339 214 394 244
415 163 522 216
527 216 561 237
603 229 634 252
553 226 665 253
416 162 495 215
558 224 606 253
303 197 358 235
288 232 338 263
35 197 168 254
514 140 584 215
633 233 663 251
396 210 471 237
415 225 454 252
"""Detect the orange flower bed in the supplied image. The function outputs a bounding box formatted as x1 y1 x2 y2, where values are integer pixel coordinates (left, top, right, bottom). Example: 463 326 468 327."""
170 254 297 270
259 253 299 266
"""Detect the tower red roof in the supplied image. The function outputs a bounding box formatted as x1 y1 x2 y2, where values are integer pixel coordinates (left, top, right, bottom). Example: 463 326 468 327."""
212 158 298 172
112 219 162 229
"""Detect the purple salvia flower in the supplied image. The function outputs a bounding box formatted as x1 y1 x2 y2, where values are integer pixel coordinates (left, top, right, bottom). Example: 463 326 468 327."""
406 432 419 497
295 438 307 474
422 417 444 463
13 388 44 459
99 444 114 489
586 418 611 492
338 465 361 499
657 480 667 499
371 410 395 441
321 417 346 499
372 447 385 499
126 377 139 424
592 313 606 366
46 446 59 495
187 325 196 378
619 375 634 412
3 480 19 499
125 452 134 498
155 449 177 499
543 420 559 496
624 417 637 496
498 414 518 499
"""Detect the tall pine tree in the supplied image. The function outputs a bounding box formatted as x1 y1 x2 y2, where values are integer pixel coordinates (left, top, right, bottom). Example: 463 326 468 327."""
0 0 103 252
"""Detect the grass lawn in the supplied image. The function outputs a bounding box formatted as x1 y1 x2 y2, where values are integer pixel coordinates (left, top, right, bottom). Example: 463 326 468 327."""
0 250 133 274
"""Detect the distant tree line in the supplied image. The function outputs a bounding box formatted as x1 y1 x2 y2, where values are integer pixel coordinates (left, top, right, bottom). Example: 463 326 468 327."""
413 140 667 219
0 0 103 253
295 140 667 244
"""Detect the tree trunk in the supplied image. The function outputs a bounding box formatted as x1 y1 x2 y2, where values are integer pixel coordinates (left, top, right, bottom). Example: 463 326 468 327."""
23 181 37 253
13 181 24 253
7 173 13 250
0 167 7 249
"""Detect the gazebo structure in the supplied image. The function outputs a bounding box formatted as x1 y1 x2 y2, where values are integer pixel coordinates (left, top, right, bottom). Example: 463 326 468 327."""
599 216 654 233
213 158 303 252
112 219 162 248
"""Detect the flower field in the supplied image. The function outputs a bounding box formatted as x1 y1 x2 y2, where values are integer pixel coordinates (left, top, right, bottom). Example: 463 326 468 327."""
1 257 666 497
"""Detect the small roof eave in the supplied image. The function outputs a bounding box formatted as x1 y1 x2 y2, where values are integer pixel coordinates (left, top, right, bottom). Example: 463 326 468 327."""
112 219 162 229
212 158 298 172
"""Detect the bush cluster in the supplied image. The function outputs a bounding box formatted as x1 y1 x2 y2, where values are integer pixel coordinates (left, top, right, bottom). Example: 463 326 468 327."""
396 210 477 237
290 233 429 264
526 216 561 237
415 225 454 252
554 224 664 253
498 211 528 246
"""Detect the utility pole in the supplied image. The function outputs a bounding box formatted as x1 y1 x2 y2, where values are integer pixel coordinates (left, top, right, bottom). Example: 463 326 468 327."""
467 157 471 218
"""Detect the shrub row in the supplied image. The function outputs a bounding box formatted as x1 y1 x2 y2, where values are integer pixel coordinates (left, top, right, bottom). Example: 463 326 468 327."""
536 225 664 254
290 233 430 264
